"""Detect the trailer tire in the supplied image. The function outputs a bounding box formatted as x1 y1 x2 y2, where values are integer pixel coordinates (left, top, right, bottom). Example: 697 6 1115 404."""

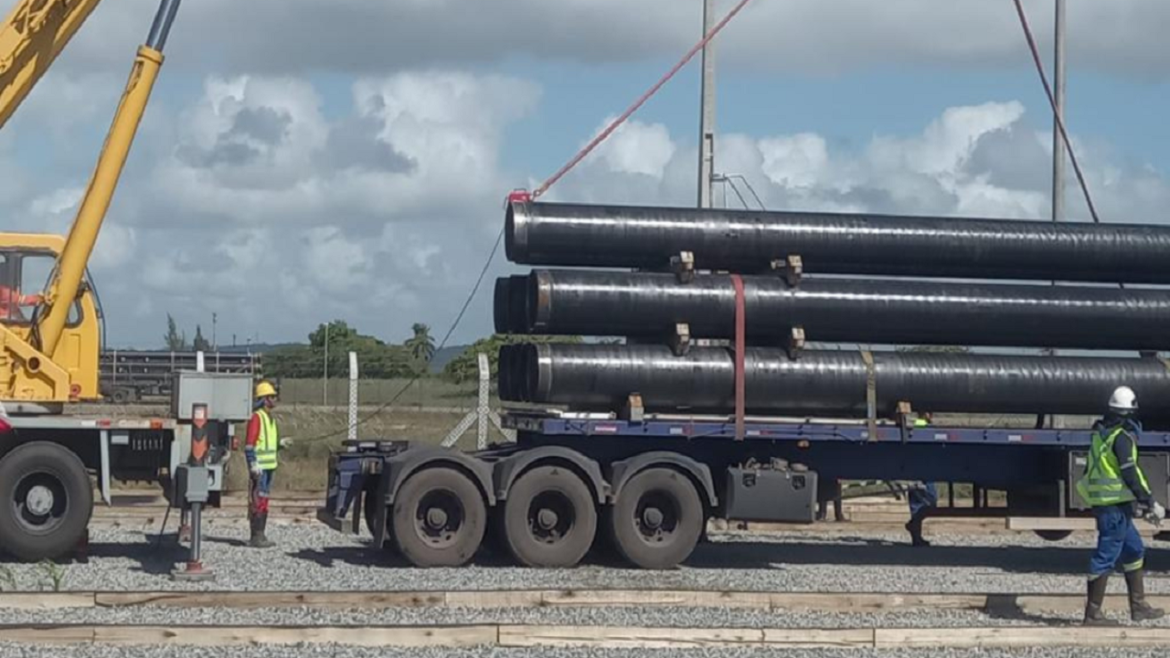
608 467 703 570
0 442 93 561
392 467 485 567
502 466 596 568
1034 530 1074 542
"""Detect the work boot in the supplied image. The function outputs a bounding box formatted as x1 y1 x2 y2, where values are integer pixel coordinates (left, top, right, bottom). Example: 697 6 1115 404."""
1083 575 1119 626
1125 569 1165 622
905 519 930 547
248 513 275 549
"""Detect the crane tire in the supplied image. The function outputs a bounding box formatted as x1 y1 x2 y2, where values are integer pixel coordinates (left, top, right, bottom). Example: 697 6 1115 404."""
0 442 93 561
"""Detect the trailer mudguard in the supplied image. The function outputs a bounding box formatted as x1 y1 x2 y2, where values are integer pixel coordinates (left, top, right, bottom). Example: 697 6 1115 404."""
383 446 496 506
493 446 608 504
608 451 717 507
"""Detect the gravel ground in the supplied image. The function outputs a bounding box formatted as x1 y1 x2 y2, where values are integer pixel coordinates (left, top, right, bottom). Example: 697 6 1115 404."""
0 525 1166 594
0 604 1125 629
2 646 1170 658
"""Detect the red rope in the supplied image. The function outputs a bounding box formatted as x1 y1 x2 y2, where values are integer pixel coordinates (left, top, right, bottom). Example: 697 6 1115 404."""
530 0 756 199
1011 0 1101 224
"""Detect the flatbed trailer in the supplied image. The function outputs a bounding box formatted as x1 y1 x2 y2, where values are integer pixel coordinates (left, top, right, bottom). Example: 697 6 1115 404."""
319 410 1170 570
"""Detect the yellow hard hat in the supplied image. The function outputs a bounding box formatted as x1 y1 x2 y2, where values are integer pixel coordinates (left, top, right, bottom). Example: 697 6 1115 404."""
255 381 277 399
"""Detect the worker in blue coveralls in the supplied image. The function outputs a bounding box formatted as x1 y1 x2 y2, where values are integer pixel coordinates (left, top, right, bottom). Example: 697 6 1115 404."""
905 412 937 547
1077 386 1166 625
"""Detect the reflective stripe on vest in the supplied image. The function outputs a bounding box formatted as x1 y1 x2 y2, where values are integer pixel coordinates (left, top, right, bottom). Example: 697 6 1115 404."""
254 409 278 471
1076 425 1147 507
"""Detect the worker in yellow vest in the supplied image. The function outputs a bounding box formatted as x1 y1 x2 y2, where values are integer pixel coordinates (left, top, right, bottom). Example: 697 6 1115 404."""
245 381 284 548
1077 386 1166 625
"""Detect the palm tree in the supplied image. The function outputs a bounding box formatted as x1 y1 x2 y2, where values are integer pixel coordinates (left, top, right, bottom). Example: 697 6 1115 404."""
406 323 436 362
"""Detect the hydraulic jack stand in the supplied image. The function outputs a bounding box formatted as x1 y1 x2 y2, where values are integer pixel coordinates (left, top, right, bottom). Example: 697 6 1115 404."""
172 403 216 582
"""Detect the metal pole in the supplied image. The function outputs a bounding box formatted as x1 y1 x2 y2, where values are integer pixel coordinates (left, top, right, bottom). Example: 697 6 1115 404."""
1045 0 1067 430
323 324 329 407
697 0 716 209
1052 0 1066 224
348 351 359 441
145 0 183 51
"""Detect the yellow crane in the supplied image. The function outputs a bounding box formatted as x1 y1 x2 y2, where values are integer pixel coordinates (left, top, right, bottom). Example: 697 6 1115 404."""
0 0 181 409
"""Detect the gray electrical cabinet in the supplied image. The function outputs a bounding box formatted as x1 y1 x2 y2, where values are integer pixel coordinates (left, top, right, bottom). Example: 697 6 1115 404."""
170 372 254 421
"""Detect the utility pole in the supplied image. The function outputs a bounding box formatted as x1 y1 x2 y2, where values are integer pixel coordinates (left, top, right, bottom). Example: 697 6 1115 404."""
1052 0 1066 224
323 323 330 406
1045 0 1066 431
211 312 217 350
697 0 716 209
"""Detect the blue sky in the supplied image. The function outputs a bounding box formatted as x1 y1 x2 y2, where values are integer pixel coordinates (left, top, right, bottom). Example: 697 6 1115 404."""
6 0 1170 348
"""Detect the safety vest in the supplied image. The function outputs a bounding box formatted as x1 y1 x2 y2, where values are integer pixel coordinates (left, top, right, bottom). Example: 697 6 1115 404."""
1077 424 1149 507
913 418 929 427
254 408 279 471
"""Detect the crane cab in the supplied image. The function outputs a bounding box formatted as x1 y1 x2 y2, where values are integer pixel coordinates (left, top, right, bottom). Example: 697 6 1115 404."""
0 233 101 406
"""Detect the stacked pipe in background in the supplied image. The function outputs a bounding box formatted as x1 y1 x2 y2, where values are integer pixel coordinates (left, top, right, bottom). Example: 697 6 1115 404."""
497 201 1170 419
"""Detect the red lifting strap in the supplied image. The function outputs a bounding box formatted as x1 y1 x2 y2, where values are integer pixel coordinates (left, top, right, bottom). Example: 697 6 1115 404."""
731 274 746 441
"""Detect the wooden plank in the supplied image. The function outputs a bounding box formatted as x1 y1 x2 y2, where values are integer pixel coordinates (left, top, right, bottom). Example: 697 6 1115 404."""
0 626 94 644
94 625 499 647
445 590 544 608
1008 517 1160 533
541 589 770 609
499 625 762 649
769 593 986 612
0 593 96 610
876 626 1170 649
95 591 443 609
1006 594 1170 615
763 628 875 648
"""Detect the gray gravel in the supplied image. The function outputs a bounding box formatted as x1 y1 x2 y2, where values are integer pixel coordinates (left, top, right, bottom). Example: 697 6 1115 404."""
0 605 1104 629
3 646 1170 658
1 525 1166 594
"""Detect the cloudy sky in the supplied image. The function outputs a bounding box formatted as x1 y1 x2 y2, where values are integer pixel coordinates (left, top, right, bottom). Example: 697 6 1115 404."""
5 0 1170 349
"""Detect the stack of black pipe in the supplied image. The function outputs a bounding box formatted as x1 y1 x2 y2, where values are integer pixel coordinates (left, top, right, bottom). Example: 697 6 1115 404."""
496 201 1170 418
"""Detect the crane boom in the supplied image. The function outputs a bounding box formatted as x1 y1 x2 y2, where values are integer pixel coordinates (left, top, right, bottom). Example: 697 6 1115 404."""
0 0 105 130
38 0 180 356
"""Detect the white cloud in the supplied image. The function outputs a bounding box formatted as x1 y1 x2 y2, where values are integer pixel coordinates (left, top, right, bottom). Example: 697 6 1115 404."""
587 118 676 179
60 0 1170 79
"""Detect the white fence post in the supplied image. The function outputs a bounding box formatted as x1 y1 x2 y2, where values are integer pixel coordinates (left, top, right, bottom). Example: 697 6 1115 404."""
443 352 515 447
347 351 359 441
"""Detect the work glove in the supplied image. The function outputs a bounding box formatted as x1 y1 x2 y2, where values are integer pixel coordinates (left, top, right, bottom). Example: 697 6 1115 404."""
1145 501 1166 527
249 461 262 479
279 437 293 450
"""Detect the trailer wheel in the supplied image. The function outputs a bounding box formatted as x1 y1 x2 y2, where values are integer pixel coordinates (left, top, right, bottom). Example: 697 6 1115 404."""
502 465 596 568
1034 530 1074 542
391 467 485 567
0 442 93 561
608 467 703 569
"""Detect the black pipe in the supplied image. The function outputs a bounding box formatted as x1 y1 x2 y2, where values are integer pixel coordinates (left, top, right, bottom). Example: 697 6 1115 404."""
515 269 1170 351
504 344 1170 417
506 201 1170 283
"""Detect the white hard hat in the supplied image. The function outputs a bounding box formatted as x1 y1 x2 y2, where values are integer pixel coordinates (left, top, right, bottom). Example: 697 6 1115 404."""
1109 386 1138 412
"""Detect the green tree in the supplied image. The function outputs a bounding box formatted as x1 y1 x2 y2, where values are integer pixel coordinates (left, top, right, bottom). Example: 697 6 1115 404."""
264 321 413 380
164 314 187 351
193 325 211 351
443 334 583 384
405 323 436 362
